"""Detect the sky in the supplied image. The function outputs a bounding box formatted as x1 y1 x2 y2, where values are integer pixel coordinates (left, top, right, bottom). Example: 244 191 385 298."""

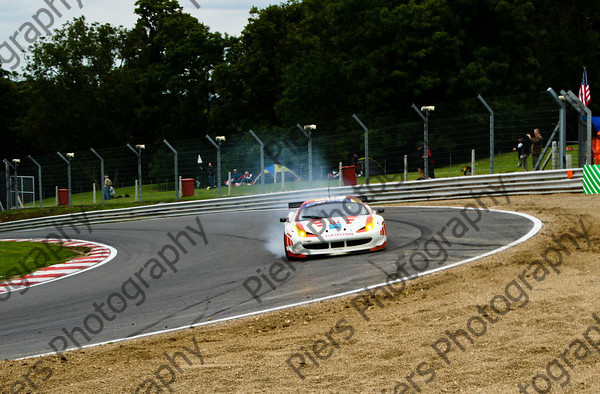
0 0 281 71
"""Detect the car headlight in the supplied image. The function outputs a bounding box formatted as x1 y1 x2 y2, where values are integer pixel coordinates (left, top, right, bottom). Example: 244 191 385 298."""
357 216 375 233
365 216 374 231
295 223 307 237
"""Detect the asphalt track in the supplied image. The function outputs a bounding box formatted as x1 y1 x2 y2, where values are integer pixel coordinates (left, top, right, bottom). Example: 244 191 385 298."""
0 206 539 360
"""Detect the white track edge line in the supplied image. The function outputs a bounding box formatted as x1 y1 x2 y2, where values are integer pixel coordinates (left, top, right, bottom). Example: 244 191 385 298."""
15 207 541 360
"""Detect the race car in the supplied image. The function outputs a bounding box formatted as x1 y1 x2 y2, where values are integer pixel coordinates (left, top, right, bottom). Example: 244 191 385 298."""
280 196 387 259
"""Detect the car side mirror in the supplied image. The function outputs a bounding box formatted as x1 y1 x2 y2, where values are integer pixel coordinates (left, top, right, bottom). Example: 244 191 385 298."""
376 208 385 213
279 217 287 222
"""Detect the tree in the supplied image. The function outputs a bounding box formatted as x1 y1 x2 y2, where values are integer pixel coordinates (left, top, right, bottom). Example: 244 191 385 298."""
0 69 21 158
529 0 600 101
127 0 228 141
5 0 599 162
17 17 134 152
211 4 306 131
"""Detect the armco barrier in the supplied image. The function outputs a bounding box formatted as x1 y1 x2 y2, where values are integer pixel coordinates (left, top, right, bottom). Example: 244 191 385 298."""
0 169 583 233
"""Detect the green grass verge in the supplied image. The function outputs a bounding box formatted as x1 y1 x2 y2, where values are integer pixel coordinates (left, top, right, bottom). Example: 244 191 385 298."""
0 241 87 281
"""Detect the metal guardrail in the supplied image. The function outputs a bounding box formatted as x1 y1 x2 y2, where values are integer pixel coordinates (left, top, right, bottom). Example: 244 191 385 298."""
0 169 583 233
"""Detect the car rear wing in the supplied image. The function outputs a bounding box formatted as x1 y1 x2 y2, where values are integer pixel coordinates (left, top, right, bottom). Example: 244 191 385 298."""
353 195 371 203
288 196 371 209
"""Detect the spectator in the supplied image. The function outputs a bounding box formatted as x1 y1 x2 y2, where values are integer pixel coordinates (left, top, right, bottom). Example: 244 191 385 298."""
512 136 529 171
226 169 242 186
103 175 112 200
207 162 214 189
415 143 435 180
351 153 361 175
238 171 253 185
593 129 600 164
527 128 543 170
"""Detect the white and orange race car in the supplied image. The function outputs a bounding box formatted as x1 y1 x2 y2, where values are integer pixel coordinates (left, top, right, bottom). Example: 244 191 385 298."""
280 196 387 259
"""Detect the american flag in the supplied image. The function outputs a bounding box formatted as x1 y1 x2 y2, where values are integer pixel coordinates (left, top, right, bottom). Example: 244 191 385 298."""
579 67 591 106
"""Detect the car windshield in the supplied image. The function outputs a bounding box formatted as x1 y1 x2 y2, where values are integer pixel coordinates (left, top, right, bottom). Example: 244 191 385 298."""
298 201 368 220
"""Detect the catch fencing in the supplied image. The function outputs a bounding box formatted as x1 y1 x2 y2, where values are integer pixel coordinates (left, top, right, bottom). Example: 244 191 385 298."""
0 168 583 232
2 91 590 210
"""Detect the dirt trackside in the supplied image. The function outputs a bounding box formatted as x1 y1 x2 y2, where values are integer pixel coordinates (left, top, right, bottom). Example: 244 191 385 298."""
1 193 599 393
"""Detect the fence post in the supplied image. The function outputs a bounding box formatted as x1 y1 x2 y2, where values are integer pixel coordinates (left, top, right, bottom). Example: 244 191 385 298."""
163 140 179 201
28 156 43 208
471 149 476 175
566 155 573 168
248 130 265 194
404 155 408 182
547 88 566 169
412 105 434 180
206 135 223 198
90 148 105 207
126 144 144 202
477 95 495 174
228 171 232 196
57 152 73 206
3 159 17 209
552 141 558 169
3 159 10 209
297 124 315 188
13 160 20 209
352 114 369 185
561 89 592 166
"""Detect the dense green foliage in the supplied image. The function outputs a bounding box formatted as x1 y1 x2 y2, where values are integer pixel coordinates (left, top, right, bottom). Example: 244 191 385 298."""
1 0 598 160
